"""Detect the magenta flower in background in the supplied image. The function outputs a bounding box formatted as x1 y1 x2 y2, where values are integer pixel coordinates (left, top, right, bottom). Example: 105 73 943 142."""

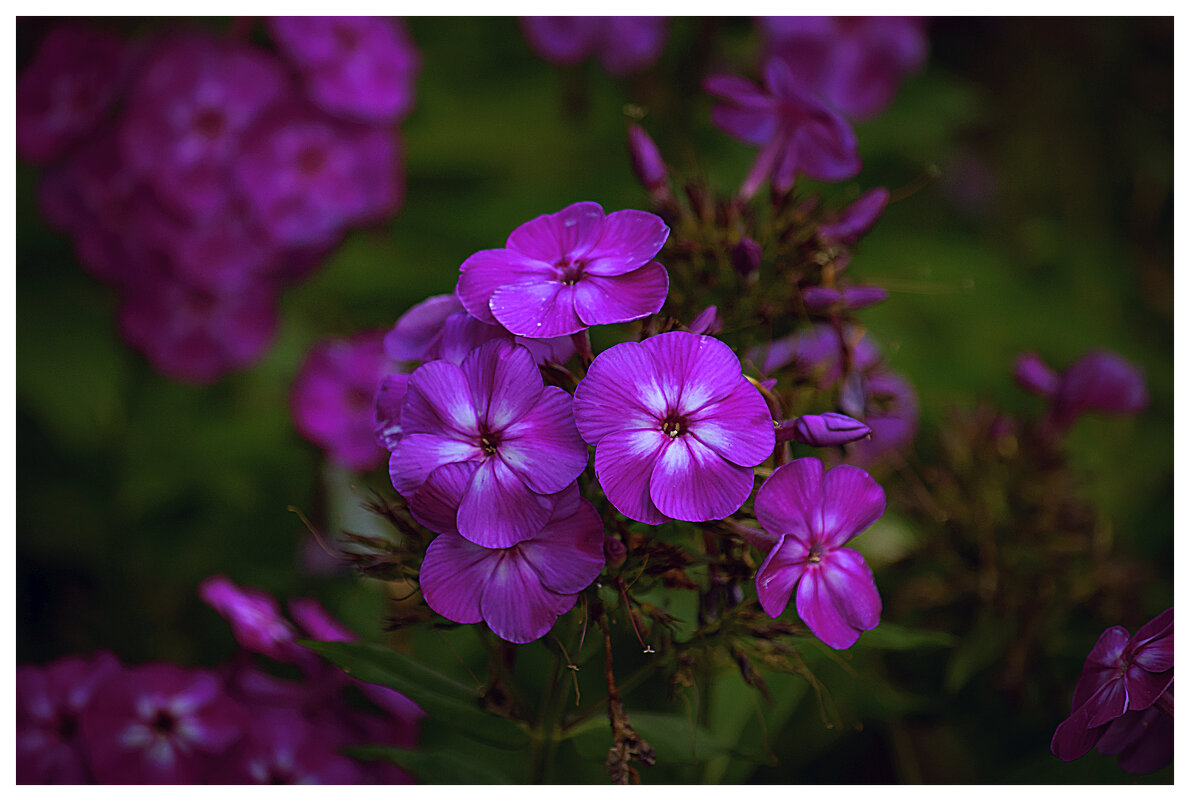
117 274 280 384
80 663 244 783
801 284 888 312
521 17 668 75
291 330 394 471
199 575 308 665
818 187 891 245
573 331 775 524
16 24 127 164
758 17 928 120
705 58 861 199
17 652 121 784
1015 349 1148 431
418 470 605 643
753 457 885 649
212 708 364 784
268 16 420 124
391 340 588 547
235 104 402 248
120 32 288 221
457 202 670 338
1052 608 1173 769
627 123 669 194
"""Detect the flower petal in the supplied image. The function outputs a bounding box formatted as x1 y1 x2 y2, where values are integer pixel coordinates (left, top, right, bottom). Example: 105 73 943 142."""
754 534 809 618
1124 665 1172 712
490 280 584 338
400 360 479 439
384 294 460 362
460 340 542 431
419 533 496 624
641 331 745 415
456 248 554 324
518 497 605 595
390 433 481 496
409 461 476 535
649 434 755 521
456 457 552 548
819 464 886 548
1084 675 1130 728
573 340 667 443
687 376 775 466
373 373 410 451
480 555 576 644
593 428 670 524
582 210 669 276
573 263 669 327
754 458 824 543
498 386 588 494
1051 704 1107 762
794 553 879 650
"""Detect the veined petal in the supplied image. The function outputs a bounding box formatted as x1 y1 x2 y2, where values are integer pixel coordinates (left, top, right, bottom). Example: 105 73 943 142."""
419 533 496 624
390 433 481 496
574 340 667 443
498 386 588 494
518 498 605 595
573 263 669 327
755 535 809 618
490 280 584 338
457 457 552 548
1124 665 1173 712
1084 676 1130 728
593 428 670 524
1051 704 1107 763
795 559 876 650
481 555 576 644
456 248 554 324
384 294 460 362
819 464 886 547
460 340 542 431
754 458 823 543
400 360 479 438
409 461 476 535
545 201 606 260
818 547 881 631
687 377 775 466
641 331 745 415
582 210 669 276
649 434 754 521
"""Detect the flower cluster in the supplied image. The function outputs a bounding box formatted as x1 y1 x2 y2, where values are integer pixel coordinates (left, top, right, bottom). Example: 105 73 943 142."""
20 19 418 382
16 576 420 784
1051 608 1173 774
1014 349 1148 434
521 17 668 75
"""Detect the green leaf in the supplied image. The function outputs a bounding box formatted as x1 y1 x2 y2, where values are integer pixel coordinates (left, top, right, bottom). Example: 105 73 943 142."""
855 622 958 651
302 640 530 750
348 746 514 784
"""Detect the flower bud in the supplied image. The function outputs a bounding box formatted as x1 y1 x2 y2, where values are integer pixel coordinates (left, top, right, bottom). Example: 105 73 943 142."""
777 412 871 446
732 236 763 276
1013 352 1059 398
627 123 668 193
819 187 890 244
603 535 627 567
688 305 722 335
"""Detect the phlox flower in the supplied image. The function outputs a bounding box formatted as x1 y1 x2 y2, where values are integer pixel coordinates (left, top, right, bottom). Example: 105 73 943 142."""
1052 608 1173 769
456 201 670 338
753 457 885 649
521 17 668 75
705 58 860 199
417 467 605 644
1014 349 1148 431
212 708 364 784
390 339 588 547
573 331 775 523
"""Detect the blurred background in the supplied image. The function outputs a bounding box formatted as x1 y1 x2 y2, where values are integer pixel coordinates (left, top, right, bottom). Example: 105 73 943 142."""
16 17 1172 783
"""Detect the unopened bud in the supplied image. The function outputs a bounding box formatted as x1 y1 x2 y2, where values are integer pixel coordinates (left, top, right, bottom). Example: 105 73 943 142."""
819 187 890 244
628 124 668 193
688 305 722 335
1013 352 1059 398
603 536 627 567
732 236 763 276
777 412 871 446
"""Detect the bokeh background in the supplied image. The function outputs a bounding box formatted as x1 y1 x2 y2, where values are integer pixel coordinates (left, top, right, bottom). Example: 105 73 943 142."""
16 17 1173 783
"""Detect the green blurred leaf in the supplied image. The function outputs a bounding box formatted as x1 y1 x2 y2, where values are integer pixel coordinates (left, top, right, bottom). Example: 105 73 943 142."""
855 622 958 651
348 746 514 784
302 640 530 750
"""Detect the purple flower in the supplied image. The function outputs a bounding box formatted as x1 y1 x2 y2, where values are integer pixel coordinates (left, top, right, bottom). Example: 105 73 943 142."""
80 663 244 783
390 339 589 547
628 123 669 194
521 17 668 75
384 293 575 368
17 652 121 784
778 413 871 447
268 16 420 124
199 575 308 665
759 17 928 120
456 202 670 338
1051 350 1148 429
573 331 775 523
1052 609 1173 770
1013 351 1060 397
120 32 287 221
291 330 394 471
117 273 279 384
801 284 888 312
17 24 127 164
753 458 885 649
818 187 890 245
705 58 860 199
235 103 402 248
418 472 605 643
212 708 365 784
